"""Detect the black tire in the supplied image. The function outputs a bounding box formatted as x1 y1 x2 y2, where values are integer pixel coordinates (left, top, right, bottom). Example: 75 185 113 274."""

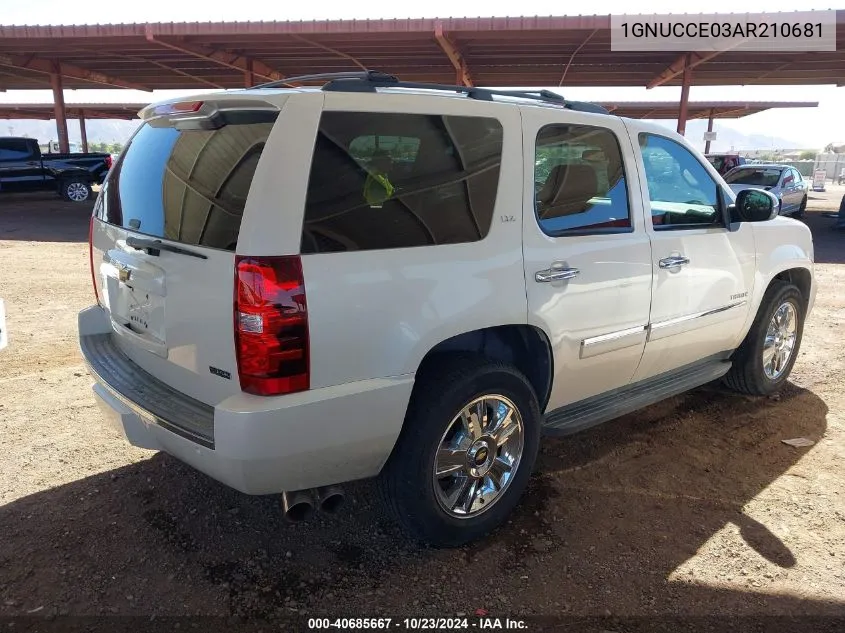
379 354 541 547
60 178 92 202
794 196 807 218
723 282 804 396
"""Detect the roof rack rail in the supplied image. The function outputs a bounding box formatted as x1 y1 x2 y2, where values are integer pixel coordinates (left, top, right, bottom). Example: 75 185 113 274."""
252 69 608 115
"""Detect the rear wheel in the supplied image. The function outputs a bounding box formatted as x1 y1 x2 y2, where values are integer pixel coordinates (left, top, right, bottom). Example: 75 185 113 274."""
379 355 541 547
723 282 804 396
60 178 91 202
794 196 807 218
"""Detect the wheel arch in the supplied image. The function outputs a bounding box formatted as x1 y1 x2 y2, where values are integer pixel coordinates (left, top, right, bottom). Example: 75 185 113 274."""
736 263 813 350
771 267 812 313
415 324 554 413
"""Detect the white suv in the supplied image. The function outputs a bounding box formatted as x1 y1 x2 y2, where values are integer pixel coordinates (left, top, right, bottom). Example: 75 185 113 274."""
79 72 815 546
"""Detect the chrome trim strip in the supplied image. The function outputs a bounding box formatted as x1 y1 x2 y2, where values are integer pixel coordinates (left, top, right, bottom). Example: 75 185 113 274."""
583 325 648 347
580 325 648 359
648 300 747 341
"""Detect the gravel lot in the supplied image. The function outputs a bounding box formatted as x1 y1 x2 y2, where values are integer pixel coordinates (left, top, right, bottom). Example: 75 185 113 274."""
1 189 844 622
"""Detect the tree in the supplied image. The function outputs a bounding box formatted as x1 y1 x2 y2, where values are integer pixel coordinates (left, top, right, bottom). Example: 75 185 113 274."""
798 151 816 161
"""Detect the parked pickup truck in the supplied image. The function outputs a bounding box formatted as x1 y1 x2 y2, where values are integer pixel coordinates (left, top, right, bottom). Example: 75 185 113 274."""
0 137 112 202
79 72 815 547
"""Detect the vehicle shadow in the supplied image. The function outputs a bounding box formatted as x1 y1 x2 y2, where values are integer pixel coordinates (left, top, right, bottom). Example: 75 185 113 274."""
803 209 844 265
0 193 92 243
0 382 838 620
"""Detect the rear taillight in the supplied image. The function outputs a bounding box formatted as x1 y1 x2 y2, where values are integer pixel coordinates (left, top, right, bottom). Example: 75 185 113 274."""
89 215 100 305
104 155 113 170
234 256 309 396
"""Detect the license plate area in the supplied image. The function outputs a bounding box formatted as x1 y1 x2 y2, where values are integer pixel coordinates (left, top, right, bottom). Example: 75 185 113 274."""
108 278 166 344
100 247 168 353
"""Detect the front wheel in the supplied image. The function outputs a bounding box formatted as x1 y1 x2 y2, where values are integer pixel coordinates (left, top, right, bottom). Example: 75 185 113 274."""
723 282 804 396
60 179 92 202
379 355 541 547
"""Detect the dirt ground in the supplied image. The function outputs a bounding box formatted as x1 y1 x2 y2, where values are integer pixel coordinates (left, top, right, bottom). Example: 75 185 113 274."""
1 188 844 623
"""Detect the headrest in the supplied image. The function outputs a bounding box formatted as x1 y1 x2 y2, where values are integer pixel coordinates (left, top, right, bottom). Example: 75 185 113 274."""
537 164 599 218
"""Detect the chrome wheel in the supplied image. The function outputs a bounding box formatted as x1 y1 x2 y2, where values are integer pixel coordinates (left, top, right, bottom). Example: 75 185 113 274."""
66 182 89 202
433 394 524 518
763 301 798 380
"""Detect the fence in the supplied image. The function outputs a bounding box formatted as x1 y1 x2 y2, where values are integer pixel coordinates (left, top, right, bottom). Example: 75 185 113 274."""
778 160 815 177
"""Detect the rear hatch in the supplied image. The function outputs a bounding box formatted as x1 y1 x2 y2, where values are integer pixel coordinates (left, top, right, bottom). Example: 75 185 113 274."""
90 96 283 406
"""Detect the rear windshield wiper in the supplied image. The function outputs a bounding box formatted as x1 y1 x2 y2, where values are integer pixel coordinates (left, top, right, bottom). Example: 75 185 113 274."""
126 236 208 260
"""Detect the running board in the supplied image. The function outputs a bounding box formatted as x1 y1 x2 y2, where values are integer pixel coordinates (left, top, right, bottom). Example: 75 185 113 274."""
543 354 732 436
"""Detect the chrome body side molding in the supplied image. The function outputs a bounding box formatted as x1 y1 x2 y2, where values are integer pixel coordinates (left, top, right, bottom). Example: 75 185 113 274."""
647 301 747 342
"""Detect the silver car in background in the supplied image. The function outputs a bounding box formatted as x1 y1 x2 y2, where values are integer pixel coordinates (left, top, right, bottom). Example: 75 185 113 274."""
724 164 809 218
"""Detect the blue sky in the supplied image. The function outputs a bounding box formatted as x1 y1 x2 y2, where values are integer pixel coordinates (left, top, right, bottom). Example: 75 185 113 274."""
1 0 843 148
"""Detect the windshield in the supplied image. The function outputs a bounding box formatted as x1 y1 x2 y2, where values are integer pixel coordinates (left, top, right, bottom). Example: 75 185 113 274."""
707 156 725 172
724 167 782 187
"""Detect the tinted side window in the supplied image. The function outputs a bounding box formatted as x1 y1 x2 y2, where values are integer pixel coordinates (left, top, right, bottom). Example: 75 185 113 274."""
0 139 34 161
301 112 503 254
638 134 722 229
534 124 630 235
101 112 277 251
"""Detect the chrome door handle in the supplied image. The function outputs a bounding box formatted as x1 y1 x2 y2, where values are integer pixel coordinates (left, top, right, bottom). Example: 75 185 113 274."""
535 267 580 283
658 255 690 269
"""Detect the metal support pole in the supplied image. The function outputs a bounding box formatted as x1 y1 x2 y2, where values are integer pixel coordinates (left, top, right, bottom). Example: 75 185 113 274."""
79 111 89 154
244 58 254 88
676 53 692 136
50 62 70 154
704 108 714 154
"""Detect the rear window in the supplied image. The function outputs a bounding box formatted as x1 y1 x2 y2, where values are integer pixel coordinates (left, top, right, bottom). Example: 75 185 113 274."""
0 138 35 161
99 111 277 251
724 167 783 188
301 112 504 254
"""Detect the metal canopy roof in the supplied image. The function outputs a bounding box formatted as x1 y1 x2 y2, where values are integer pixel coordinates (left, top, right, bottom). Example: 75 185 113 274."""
0 100 818 121
0 13 843 91
0 103 144 119
604 100 819 119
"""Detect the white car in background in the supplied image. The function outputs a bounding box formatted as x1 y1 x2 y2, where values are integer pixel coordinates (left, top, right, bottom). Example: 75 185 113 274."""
724 164 809 218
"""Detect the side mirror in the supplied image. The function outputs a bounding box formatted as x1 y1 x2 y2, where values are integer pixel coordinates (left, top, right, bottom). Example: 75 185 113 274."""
734 188 779 222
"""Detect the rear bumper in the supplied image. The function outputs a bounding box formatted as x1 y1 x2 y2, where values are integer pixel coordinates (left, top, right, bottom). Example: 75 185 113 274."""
78 306 414 494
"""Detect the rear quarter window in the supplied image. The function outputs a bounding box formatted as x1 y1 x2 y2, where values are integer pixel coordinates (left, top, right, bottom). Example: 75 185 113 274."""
301 112 504 254
99 111 277 251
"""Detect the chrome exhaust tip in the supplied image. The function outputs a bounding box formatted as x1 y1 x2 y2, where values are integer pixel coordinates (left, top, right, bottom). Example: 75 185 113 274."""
281 489 316 522
316 485 345 514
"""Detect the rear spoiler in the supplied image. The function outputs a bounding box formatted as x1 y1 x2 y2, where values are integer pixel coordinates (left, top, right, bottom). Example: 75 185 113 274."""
140 98 279 130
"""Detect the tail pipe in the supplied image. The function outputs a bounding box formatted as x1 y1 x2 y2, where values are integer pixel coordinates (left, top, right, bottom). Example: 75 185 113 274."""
281 486 345 521
315 485 345 514
281 489 315 522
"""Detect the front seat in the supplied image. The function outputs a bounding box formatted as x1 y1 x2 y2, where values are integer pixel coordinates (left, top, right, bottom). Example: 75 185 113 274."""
537 164 598 219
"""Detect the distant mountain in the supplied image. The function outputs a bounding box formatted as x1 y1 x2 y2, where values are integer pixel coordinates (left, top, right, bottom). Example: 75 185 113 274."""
2 118 139 145
649 119 804 153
